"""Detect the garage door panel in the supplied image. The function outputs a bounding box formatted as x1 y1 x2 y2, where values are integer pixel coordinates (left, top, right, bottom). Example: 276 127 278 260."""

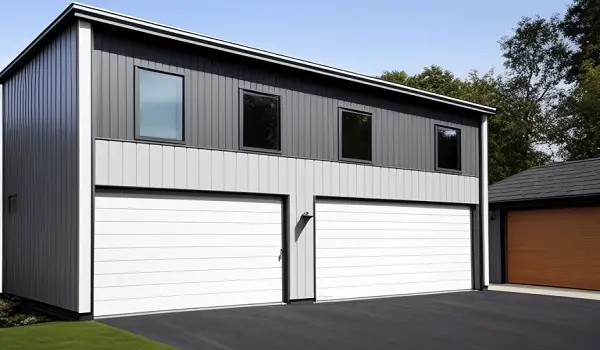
94 290 280 317
317 221 470 231
317 238 469 249
96 196 280 212
95 208 281 224
95 247 277 262
316 202 469 216
507 207 600 290
318 211 471 224
317 229 471 240
95 257 280 274
95 268 282 288
317 254 471 268
95 279 282 301
96 222 281 235
317 280 471 300
316 200 472 301
316 263 472 278
317 271 471 289
95 234 280 249
94 193 283 316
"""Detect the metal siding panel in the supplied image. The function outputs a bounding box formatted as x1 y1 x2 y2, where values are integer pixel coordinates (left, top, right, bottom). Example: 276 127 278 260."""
108 141 123 186
314 160 323 195
96 140 109 185
186 148 199 189
372 167 381 199
364 165 373 198
356 165 365 198
248 153 259 192
223 151 237 191
321 161 332 196
489 210 503 283
236 153 249 191
149 145 163 187
136 143 150 187
380 167 390 199
117 53 127 139
3 27 79 311
162 146 175 189
122 142 137 186
211 150 224 190
396 169 405 200
258 155 269 193
174 147 187 189
198 149 211 190
109 51 118 137
268 156 279 193
287 157 298 299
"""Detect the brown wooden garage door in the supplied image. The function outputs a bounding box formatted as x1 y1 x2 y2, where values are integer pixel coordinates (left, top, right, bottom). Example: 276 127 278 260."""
507 207 600 290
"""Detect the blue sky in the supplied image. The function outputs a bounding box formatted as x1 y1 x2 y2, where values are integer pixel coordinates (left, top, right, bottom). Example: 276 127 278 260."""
1 0 571 79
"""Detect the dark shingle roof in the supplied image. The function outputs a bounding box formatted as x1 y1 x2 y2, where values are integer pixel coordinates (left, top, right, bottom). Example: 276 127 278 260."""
489 157 600 203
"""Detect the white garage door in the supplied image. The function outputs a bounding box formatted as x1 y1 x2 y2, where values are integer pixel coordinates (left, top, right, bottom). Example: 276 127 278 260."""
94 193 283 317
316 200 472 301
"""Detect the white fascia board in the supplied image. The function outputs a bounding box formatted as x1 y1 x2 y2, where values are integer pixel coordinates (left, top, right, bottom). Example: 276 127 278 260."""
77 20 93 313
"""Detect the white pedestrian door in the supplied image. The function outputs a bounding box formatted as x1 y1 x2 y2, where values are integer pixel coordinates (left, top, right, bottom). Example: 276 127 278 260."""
316 200 472 301
94 193 283 317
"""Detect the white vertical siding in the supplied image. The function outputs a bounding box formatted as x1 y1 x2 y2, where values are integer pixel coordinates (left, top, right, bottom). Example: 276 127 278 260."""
95 140 479 300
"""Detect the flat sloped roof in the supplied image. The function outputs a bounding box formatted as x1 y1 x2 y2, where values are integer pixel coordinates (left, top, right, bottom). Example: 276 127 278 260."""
0 3 496 115
489 157 600 203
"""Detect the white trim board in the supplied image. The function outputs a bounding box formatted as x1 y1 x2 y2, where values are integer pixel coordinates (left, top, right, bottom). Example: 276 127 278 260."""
77 20 93 313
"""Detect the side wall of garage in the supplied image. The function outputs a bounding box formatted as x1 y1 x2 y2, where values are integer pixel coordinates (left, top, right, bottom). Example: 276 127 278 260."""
95 139 480 301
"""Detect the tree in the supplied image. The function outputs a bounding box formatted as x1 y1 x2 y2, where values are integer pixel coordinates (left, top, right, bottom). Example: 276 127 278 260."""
499 15 571 151
380 65 541 183
561 0 600 82
552 61 600 159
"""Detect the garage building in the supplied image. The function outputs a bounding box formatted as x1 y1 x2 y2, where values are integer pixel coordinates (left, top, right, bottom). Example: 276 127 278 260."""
489 158 600 291
0 4 494 318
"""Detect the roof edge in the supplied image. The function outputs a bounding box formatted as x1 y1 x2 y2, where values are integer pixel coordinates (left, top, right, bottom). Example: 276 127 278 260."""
1 2 496 115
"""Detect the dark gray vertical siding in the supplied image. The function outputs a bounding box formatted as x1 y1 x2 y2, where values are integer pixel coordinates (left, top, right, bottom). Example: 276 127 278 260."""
489 209 504 284
92 30 480 177
2 26 79 311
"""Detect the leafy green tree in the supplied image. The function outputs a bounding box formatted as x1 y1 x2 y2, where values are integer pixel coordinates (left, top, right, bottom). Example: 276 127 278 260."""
380 66 544 183
561 0 600 81
552 61 600 159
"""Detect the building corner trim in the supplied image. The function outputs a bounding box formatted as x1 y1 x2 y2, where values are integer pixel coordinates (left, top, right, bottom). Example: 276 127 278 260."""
77 20 93 314
481 115 489 287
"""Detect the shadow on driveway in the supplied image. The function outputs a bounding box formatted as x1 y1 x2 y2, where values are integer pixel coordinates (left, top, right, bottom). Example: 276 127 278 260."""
103 291 600 350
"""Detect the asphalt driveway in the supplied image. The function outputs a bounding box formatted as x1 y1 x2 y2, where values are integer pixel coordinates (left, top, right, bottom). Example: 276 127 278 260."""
103 291 600 350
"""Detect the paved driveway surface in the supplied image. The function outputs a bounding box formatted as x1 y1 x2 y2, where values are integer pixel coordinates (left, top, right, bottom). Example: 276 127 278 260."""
103 291 600 350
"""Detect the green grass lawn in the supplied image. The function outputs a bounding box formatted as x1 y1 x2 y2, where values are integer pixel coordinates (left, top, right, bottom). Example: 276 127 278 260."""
0 321 173 350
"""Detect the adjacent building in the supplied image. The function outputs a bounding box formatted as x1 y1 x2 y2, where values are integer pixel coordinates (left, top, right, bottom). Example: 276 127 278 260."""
0 3 495 318
489 159 600 291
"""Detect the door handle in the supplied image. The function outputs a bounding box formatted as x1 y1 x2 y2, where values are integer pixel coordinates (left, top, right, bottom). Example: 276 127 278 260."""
278 248 283 262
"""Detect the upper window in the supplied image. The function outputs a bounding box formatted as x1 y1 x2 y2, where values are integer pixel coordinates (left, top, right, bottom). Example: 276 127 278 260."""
136 68 184 142
340 109 372 162
436 125 461 171
241 90 281 151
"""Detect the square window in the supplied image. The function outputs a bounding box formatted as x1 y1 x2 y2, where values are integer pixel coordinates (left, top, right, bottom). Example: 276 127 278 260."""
340 109 372 162
436 125 461 171
136 68 183 142
242 91 281 151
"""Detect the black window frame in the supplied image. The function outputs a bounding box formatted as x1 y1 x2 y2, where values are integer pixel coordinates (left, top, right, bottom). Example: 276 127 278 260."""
435 124 462 173
239 89 282 154
134 66 185 144
338 107 373 164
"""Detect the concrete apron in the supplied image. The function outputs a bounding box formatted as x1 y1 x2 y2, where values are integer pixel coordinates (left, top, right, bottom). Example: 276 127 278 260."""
489 284 600 301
